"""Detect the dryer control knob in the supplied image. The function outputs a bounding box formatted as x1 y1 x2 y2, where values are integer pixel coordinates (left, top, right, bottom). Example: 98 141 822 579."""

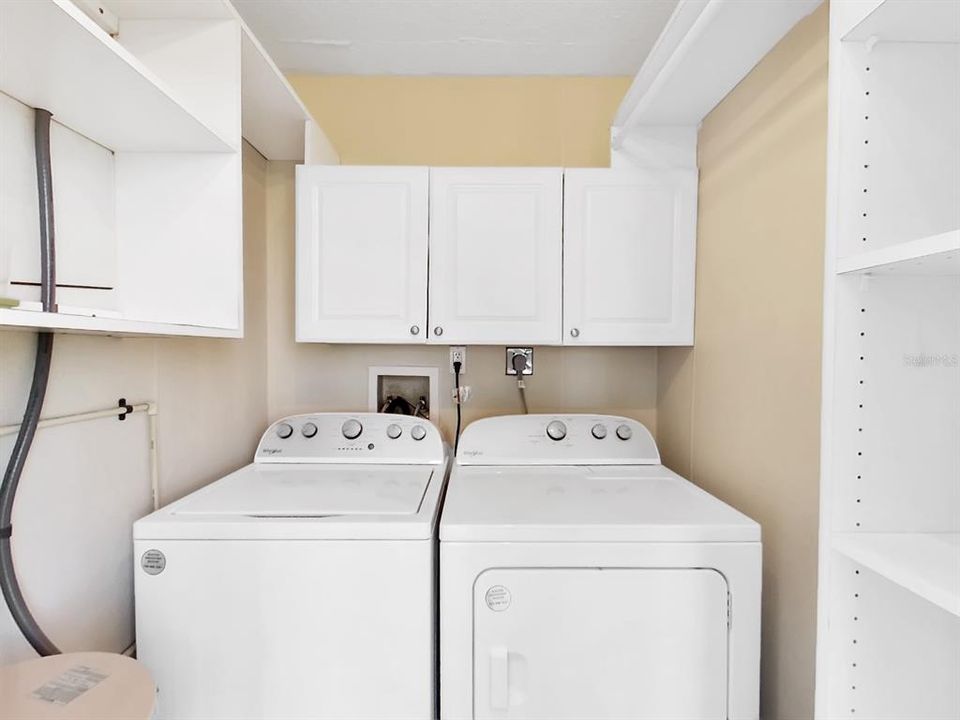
386 423 402 439
546 420 567 441
410 425 427 441
591 423 608 439
341 419 363 440
301 422 318 438
616 424 633 441
275 422 293 439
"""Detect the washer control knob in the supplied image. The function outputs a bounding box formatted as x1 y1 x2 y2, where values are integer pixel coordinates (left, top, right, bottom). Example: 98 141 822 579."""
410 424 427 441
591 423 608 439
546 420 567 441
616 424 633 441
341 419 363 440
275 422 293 439
301 422 318 438
386 423 402 439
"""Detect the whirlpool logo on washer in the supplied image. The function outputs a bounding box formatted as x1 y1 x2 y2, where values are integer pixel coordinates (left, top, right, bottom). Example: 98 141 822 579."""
485 585 511 612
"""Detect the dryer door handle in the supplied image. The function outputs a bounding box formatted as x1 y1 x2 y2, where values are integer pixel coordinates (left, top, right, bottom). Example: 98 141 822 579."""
490 646 509 709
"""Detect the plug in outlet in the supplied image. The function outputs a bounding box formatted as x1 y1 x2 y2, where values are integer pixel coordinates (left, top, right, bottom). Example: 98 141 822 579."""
450 346 466 374
505 347 534 375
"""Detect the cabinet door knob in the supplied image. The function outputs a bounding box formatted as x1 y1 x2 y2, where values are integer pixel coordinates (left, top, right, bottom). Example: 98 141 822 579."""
434 326 444 337
410 325 420 336
570 327 580 338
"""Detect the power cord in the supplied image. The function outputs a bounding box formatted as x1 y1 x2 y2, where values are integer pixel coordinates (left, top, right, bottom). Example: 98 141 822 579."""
453 360 463 455
511 353 529 414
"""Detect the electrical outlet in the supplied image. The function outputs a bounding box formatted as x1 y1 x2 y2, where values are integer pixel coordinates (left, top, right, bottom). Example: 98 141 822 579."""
450 346 466 374
505 347 534 375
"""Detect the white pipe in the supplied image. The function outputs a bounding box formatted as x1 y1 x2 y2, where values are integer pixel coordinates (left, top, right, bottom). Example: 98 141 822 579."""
147 403 160 510
0 401 161 510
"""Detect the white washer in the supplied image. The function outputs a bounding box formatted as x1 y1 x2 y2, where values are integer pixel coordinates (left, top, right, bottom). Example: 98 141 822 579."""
134 413 449 720
440 414 761 720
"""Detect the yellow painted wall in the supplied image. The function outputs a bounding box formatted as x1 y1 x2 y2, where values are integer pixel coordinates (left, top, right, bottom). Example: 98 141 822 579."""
657 6 828 719
266 76 654 442
288 75 630 167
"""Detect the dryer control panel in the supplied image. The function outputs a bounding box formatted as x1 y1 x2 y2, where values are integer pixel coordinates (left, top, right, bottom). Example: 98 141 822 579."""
255 413 444 464
456 414 660 465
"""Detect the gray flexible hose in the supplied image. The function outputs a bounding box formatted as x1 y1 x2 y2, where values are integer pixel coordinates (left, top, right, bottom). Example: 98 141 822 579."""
0 108 60 656
35 109 56 312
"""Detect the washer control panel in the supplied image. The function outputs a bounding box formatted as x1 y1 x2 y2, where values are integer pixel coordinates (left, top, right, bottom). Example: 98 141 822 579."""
456 414 660 465
256 413 443 464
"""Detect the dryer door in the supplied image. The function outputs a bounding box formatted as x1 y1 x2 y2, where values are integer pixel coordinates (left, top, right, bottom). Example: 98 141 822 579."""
473 568 729 719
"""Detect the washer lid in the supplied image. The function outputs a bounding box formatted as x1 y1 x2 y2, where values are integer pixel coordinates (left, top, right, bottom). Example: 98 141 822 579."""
134 463 443 540
440 465 760 543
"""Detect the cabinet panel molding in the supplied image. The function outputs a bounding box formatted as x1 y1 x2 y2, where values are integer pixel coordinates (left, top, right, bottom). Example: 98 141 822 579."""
296 165 429 343
564 168 697 346
428 167 563 345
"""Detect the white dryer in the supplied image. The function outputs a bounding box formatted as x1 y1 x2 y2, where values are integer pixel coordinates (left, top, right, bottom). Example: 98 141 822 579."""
134 413 449 720
440 414 761 720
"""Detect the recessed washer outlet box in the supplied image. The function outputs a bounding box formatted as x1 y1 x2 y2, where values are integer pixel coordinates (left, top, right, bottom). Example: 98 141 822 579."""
368 366 439 423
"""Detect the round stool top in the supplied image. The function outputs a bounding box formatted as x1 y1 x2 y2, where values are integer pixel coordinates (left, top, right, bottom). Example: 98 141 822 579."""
0 652 156 720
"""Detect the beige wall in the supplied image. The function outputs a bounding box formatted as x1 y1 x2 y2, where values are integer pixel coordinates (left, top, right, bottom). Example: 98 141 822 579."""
657 6 827 719
288 75 629 167
0 143 269 662
268 76 656 442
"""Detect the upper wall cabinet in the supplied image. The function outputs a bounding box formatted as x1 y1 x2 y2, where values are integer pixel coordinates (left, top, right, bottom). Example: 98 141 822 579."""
296 166 428 343
563 168 697 346
294 165 694 346
428 168 563 345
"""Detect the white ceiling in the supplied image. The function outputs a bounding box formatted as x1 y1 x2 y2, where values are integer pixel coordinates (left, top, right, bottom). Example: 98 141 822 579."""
232 0 680 76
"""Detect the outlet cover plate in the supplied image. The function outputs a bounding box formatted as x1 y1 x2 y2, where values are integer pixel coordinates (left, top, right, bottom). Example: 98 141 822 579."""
450 346 466 374
505 347 534 375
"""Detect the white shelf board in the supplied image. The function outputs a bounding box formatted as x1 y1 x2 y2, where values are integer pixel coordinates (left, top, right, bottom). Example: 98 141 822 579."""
0 308 241 339
236 16 314 161
833 532 960 617
844 0 960 44
613 0 820 129
837 229 960 276
0 0 234 152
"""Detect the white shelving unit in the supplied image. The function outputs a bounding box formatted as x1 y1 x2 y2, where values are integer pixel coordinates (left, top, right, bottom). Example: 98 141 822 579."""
816 1 960 717
0 0 337 338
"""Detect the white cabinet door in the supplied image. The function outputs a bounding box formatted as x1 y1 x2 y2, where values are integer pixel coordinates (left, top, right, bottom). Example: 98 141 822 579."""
473 568 729 719
296 166 428 343
563 168 697 346
429 168 562 345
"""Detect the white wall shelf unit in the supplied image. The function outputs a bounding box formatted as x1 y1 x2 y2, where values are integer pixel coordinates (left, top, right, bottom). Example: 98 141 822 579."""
816 1 960 717
0 0 234 153
0 0 337 338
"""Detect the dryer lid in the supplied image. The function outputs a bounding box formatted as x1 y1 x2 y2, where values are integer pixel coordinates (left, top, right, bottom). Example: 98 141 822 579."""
440 464 760 542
